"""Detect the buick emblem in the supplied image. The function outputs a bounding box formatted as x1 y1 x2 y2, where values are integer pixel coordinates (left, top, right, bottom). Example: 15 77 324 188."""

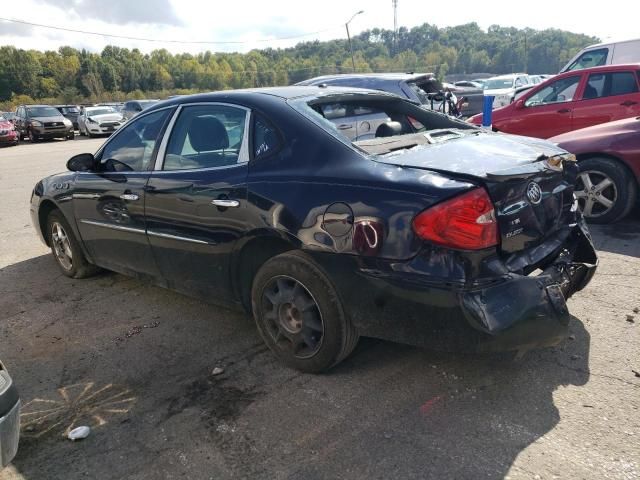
526 182 543 205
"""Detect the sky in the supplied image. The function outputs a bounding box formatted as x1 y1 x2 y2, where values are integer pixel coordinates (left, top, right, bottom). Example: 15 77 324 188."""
0 0 635 55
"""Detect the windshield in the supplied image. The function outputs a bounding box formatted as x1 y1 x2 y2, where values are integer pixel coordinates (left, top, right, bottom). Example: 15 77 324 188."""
63 107 80 114
484 79 515 90
87 108 116 116
26 106 61 117
289 94 475 156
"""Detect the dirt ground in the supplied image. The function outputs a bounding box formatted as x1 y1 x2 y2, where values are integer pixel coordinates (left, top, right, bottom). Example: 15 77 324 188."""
0 138 638 480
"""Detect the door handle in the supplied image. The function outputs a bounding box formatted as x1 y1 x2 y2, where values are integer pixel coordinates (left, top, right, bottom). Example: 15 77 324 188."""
120 193 139 201
211 199 240 208
620 100 638 107
557 108 571 113
337 124 352 130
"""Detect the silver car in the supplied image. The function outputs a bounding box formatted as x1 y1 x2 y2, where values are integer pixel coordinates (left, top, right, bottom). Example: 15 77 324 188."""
0 361 19 469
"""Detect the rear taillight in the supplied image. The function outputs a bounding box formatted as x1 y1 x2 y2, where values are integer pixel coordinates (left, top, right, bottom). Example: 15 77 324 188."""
412 188 499 250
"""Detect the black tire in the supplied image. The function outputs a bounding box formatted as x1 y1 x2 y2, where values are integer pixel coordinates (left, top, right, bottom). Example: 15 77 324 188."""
46 210 100 279
67 132 75 140
79 126 85 136
576 157 637 224
251 251 359 373
28 129 37 143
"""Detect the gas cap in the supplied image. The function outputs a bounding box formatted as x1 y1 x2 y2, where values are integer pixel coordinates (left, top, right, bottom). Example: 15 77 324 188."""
322 202 354 237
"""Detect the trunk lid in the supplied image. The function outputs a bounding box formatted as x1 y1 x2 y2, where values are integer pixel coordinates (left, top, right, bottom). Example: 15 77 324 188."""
367 131 577 255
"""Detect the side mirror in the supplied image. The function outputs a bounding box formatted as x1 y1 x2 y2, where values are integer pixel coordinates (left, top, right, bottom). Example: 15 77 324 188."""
515 99 525 109
67 153 96 172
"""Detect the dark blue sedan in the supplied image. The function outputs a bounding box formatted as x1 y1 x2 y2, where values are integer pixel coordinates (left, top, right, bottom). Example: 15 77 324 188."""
30 86 597 372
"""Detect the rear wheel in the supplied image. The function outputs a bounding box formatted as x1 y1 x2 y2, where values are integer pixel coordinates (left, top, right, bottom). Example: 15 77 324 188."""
46 210 100 278
251 251 358 373
576 157 636 224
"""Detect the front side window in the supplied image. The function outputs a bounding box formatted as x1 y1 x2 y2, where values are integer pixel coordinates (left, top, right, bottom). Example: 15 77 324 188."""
98 109 171 172
163 104 248 171
566 48 609 71
525 76 581 107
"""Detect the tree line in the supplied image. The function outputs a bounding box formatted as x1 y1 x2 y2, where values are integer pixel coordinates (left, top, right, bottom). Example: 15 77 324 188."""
0 22 597 110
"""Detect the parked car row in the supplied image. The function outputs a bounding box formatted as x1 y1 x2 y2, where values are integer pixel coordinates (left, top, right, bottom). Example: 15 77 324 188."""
0 99 159 147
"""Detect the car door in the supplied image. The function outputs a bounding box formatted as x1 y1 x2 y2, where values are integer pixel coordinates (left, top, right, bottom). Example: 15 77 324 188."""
505 74 583 138
72 107 174 277
572 70 640 131
144 103 252 302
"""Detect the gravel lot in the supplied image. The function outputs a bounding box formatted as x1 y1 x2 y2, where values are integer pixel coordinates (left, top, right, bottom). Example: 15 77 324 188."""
0 138 638 480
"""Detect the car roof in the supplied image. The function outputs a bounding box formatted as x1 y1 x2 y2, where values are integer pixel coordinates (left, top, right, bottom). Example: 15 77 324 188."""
559 63 640 76
298 72 436 84
582 37 640 49
147 86 398 110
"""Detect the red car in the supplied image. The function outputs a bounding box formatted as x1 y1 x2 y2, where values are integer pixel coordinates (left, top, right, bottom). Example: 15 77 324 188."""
550 116 640 223
470 64 640 139
0 115 18 146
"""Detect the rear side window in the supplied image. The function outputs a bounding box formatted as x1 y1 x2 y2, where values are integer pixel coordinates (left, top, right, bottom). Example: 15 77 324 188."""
566 48 609 71
252 114 280 158
583 72 639 99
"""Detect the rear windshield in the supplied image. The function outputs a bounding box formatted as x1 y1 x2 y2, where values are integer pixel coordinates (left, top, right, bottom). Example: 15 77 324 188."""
26 106 60 117
289 94 475 156
484 78 514 90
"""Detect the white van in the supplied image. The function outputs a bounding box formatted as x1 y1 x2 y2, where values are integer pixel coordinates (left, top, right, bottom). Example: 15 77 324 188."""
560 38 640 72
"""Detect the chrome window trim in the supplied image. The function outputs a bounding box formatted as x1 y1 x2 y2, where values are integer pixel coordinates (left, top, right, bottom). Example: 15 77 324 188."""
154 106 183 170
154 102 252 172
147 230 214 245
94 105 177 160
79 219 145 235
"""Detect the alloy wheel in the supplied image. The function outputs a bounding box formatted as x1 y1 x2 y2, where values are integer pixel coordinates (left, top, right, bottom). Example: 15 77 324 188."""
575 170 617 218
51 222 73 271
261 276 324 359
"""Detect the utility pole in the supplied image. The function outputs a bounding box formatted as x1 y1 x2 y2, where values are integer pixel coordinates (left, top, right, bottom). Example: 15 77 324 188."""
345 10 364 73
392 0 398 55
524 31 528 72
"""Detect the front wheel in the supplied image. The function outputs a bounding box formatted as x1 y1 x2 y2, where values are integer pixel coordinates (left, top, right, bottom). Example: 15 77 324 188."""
576 157 637 224
251 251 359 373
28 129 37 142
46 210 100 278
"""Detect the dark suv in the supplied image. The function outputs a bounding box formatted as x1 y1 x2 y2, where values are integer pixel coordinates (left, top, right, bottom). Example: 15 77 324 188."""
54 105 81 129
122 100 159 121
15 105 74 142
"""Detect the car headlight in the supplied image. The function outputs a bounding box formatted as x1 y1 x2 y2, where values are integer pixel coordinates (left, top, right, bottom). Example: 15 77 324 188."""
87 117 97 124
30 120 42 127
63 118 72 127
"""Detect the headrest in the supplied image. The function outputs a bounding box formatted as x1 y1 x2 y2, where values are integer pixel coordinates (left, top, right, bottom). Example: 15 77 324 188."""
375 121 403 138
188 116 229 152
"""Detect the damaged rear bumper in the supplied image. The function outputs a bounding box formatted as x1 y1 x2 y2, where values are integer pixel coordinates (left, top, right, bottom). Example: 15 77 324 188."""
459 221 597 352
312 220 597 353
